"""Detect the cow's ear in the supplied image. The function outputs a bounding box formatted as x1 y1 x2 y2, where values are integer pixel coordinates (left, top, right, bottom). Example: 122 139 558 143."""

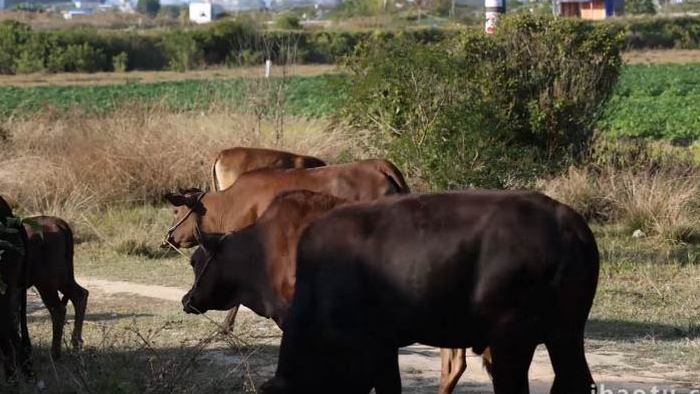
164 192 187 207
179 187 203 195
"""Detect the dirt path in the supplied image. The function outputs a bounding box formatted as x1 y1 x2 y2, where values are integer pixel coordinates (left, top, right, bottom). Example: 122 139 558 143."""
76 276 699 393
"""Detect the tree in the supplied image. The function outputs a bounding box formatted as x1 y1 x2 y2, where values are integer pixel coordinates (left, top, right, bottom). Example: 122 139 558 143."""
137 0 161 18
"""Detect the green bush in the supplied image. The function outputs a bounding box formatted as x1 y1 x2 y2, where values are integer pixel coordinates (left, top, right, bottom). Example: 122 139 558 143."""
137 0 161 18
47 42 106 73
7 16 697 75
162 31 203 71
0 21 31 74
626 0 656 15
275 14 302 30
112 51 128 72
342 14 623 189
158 5 182 19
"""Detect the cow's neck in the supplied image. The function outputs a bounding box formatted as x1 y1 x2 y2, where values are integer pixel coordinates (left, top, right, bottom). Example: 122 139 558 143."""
223 228 288 326
197 193 228 234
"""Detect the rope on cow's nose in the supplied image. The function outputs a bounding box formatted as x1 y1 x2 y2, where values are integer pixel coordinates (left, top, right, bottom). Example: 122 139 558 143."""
185 300 229 334
163 236 190 261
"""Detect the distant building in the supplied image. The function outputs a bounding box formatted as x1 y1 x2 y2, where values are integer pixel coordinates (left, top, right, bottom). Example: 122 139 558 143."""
189 2 222 23
556 0 624 19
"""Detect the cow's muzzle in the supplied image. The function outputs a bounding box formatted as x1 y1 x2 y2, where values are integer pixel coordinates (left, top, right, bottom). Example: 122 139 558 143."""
182 293 203 314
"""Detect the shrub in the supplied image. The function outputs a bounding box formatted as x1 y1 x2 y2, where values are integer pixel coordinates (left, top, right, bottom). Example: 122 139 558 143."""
0 20 32 74
342 14 623 189
137 0 161 18
275 15 302 30
47 42 106 73
112 51 128 72
626 0 656 15
162 31 203 72
158 5 182 19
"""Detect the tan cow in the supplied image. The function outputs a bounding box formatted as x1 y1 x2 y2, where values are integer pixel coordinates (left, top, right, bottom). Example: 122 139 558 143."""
163 159 409 250
210 147 326 191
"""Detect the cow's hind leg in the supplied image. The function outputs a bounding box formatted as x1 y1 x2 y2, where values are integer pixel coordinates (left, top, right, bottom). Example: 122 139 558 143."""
546 332 594 394
373 349 400 394
0 302 18 381
62 281 89 349
489 340 536 394
37 287 66 360
439 348 466 394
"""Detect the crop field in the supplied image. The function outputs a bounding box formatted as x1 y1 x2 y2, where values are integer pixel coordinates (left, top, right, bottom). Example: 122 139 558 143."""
0 74 349 120
599 64 700 142
2 63 700 144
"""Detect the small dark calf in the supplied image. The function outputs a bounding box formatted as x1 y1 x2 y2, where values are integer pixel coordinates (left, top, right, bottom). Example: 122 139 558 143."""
0 196 31 381
24 216 88 360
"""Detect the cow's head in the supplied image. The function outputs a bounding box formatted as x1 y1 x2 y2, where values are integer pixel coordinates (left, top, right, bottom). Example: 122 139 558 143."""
162 189 206 249
181 234 238 314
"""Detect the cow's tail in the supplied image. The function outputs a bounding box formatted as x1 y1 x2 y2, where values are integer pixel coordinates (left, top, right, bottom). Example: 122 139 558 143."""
376 160 411 194
19 225 31 356
210 156 220 192
61 223 75 307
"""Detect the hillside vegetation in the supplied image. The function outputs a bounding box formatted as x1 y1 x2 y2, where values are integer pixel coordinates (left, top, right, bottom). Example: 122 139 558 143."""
2 16 700 74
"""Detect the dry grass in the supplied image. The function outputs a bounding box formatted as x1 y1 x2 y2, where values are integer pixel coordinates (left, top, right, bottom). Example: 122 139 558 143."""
624 49 700 65
541 166 700 243
3 290 281 393
0 10 179 31
0 105 355 220
0 65 337 88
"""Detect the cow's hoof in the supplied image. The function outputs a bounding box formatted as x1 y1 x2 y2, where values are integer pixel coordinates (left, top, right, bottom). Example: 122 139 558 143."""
260 377 288 394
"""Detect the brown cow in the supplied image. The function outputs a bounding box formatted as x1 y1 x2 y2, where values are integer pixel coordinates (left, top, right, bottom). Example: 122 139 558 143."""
163 159 409 250
211 147 326 191
0 196 31 381
23 217 89 360
164 159 408 337
182 191 475 394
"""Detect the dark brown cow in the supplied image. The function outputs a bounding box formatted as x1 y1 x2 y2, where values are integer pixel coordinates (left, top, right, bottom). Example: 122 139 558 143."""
23 217 88 360
182 191 347 323
260 191 599 394
211 147 326 191
0 196 31 381
181 191 479 394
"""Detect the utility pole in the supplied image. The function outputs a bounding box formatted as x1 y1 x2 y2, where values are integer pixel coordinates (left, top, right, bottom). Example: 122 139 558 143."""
484 0 505 33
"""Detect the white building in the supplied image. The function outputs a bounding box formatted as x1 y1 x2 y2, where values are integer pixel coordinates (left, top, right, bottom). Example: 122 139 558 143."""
189 2 222 23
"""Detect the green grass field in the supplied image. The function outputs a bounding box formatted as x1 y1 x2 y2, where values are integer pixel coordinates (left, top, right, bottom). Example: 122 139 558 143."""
0 74 349 120
599 64 700 143
2 64 699 143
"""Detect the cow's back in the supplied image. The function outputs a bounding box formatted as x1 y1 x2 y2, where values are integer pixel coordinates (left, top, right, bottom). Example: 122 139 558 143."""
24 216 74 287
218 160 408 233
294 191 599 348
212 147 325 191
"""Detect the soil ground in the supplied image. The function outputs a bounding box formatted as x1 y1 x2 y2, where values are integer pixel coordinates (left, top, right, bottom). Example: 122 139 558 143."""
35 275 693 393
